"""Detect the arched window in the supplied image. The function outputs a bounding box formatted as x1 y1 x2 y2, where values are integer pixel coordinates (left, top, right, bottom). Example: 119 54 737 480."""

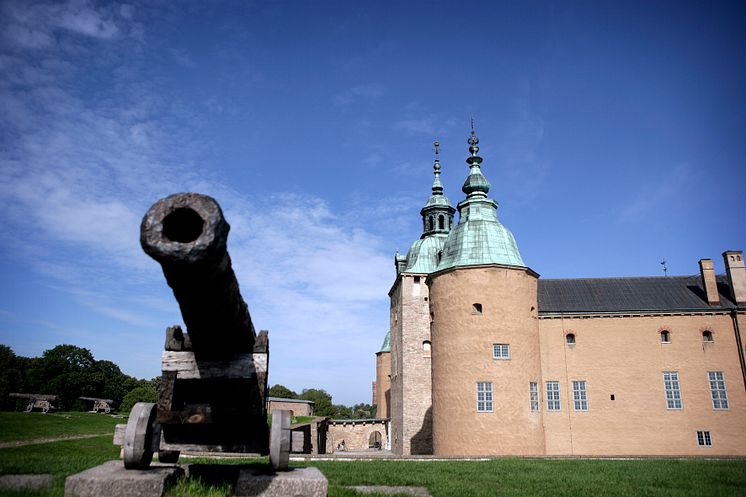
428 216 434 231
702 330 713 342
660 330 671 343
566 333 576 345
423 340 431 357
438 214 444 230
472 303 483 315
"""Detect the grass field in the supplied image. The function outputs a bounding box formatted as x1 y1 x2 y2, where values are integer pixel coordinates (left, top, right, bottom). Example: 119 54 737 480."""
0 412 744 497
0 412 122 443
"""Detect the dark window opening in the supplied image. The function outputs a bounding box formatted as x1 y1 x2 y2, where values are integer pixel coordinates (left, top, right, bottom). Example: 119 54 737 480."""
660 330 671 343
610 394 615 401
414 276 421 284
438 215 445 230
428 216 434 231
472 303 483 315
565 333 576 345
703 330 713 342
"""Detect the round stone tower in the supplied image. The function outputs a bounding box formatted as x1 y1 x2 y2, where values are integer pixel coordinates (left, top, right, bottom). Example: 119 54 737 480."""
428 128 545 456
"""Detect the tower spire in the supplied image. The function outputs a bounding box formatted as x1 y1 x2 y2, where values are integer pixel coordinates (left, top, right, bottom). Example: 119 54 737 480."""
462 120 489 197
431 139 443 195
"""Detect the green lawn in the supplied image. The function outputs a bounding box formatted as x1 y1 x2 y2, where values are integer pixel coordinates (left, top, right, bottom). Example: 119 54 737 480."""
0 412 121 443
0 412 744 497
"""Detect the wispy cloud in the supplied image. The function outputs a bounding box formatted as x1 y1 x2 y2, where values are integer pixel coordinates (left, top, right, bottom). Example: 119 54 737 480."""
617 164 694 222
2 0 128 50
333 84 385 106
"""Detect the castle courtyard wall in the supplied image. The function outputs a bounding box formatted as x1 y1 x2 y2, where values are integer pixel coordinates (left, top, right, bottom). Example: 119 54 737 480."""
539 311 746 456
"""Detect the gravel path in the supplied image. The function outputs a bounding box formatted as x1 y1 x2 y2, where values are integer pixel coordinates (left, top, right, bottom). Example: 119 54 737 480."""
0 433 111 449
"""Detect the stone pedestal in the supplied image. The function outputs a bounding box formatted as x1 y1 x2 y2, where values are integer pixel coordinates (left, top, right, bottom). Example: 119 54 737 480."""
64 460 183 497
235 467 327 497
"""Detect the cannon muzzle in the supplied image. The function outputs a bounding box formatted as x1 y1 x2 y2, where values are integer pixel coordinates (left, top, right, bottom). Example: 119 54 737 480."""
140 193 255 358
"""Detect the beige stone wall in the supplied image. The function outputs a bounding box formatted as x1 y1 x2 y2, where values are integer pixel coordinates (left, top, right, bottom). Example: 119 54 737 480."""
429 265 546 456
325 420 388 453
539 311 746 456
376 351 391 419
389 273 433 455
267 399 313 417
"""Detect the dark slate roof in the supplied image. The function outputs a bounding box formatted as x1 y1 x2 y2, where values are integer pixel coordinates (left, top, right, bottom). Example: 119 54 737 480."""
538 275 737 314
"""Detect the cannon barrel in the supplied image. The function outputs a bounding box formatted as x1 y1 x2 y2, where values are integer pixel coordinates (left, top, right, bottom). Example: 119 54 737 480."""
140 193 255 358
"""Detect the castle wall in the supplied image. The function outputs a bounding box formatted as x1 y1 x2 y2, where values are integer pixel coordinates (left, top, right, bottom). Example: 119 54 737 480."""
429 265 546 456
539 311 746 456
389 273 433 454
326 420 388 453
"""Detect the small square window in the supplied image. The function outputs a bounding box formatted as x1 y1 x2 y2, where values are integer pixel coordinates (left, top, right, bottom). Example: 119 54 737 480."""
660 330 671 343
697 430 712 447
472 303 483 315
702 330 713 342
492 343 510 360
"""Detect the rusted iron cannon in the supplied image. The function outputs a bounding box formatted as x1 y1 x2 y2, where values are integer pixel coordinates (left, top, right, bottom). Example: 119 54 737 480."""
120 193 272 469
10 393 57 413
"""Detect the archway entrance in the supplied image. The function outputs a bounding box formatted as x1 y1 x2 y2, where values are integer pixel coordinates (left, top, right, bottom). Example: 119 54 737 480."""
368 431 382 449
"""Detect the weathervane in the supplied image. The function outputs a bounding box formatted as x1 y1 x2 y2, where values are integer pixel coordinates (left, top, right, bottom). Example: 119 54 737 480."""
660 259 668 277
468 118 479 156
433 139 440 159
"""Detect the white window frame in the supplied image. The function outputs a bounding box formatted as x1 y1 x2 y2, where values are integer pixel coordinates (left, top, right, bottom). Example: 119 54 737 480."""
696 430 712 447
546 381 560 411
529 381 539 412
476 382 493 412
572 380 588 411
708 371 729 410
663 371 682 409
492 343 510 360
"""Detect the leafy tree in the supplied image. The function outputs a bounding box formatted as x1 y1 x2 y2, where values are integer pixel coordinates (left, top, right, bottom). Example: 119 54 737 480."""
35 344 98 410
352 403 377 419
268 384 298 399
299 388 334 417
120 383 158 414
0 345 23 410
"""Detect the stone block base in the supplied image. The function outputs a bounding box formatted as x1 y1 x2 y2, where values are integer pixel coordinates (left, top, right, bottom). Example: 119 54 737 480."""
64 460 183 497
236 467 327 497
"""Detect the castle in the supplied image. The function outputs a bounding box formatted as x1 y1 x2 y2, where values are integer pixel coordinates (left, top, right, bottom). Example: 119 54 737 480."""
375 131 746 456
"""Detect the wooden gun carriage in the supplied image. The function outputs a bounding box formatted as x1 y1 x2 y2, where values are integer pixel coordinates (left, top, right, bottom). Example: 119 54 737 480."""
9 393 57 413
79 397 114 414
120 193 272 469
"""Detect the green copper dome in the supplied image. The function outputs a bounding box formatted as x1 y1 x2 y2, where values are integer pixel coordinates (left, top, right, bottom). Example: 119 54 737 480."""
436 130 525 271
404 234 448 273
379 330 391 353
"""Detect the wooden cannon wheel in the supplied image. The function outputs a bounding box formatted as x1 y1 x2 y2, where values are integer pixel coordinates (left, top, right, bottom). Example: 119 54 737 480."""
123 402 157 469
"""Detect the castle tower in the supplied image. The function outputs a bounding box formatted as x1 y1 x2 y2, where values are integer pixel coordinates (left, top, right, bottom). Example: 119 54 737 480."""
388 141 455 455
428 128 546 455
375 331 391 419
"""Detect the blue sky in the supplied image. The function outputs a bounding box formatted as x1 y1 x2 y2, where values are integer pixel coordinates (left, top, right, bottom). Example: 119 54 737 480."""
1 0 744 406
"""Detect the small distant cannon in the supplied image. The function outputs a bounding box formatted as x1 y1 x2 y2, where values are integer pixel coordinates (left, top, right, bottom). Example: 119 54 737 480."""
79 397 114 414
117 193 279 469
10 393 58 413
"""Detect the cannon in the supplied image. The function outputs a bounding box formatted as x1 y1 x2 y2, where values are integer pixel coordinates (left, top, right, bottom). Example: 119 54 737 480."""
10 393 57 413
120 193 273 469
79 397 114 414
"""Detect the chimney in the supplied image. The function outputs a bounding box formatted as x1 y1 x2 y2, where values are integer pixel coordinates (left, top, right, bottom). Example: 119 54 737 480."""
722 250 746 305
699 259 720 305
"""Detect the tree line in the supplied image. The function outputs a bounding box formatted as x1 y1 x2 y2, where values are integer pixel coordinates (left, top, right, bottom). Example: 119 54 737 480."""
0 344 378 419
0 344 158 413
268 384 377 419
